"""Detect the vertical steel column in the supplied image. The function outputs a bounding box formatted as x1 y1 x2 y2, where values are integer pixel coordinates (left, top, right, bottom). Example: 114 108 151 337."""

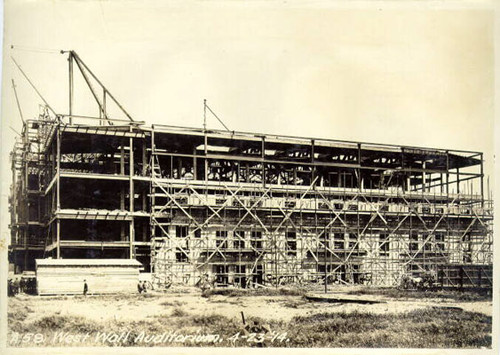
261 137 266 187
56 220 61 259
193 147 197 180
142 140 147 176
204 136 208 182
23 135 29 266
150 128 156 276
129 136 135 258
422 161 426 193
480 153 484 206
204 100 208 182
56 125 61 258
311 139 315 189
402 148 410 193
324 224 328 294
358 143 362 191
120 143 125 174
445 151 450 195
120 138 126 250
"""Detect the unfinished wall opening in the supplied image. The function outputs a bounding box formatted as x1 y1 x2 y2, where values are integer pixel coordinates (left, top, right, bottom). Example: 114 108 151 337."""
11 249 44 273
59 220 130 242
60 178 130 210
60 133 133 176
176 225 189 238
60 247 129 259
27 196 41 221
133 181 150 212
213 264 229 285
134 218 150 243
27 172 40 191
234 265 247 287
250 231 263 249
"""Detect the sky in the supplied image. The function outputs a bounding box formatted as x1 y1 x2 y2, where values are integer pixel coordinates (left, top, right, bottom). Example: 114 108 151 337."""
0 0 495 243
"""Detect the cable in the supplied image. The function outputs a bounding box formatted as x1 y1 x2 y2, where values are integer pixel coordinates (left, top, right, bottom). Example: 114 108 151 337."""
9 126 21 136
10 45 61 54
10 56 57 116
205 102 231 132
11 79 25 123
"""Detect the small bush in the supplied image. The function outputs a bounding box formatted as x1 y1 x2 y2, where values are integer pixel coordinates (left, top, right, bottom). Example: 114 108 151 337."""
192 314 229 327
8 311 27 323
33 315 104 333
160 300 185 307
171 307 188 317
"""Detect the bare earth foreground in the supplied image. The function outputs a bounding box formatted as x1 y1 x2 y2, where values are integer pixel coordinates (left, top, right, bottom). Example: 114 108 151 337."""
8 286 492 348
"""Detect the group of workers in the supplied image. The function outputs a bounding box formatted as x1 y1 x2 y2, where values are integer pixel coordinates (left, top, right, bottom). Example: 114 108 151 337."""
137 280 149 293
8 277 36 296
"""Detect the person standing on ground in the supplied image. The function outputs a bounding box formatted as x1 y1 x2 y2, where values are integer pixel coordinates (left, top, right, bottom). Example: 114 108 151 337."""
83 279 88 296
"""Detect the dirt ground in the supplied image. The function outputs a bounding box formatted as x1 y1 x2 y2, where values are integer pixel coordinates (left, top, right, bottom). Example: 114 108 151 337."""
10 285 492 325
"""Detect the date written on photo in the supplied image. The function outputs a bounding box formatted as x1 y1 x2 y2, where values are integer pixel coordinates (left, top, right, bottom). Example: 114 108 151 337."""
9 330 290 346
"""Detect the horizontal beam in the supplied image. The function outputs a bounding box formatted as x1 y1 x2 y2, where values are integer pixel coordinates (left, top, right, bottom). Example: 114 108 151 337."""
59 114 145 125
60 171 130 181
57 241 130 248
54 209 133 221
63 126 145 138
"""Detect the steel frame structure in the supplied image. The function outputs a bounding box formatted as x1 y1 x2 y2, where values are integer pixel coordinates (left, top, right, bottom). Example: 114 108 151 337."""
147 125 492 288
8 52 493 288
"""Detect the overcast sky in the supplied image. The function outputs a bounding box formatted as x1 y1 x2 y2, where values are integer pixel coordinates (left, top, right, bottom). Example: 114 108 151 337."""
0 0 495 241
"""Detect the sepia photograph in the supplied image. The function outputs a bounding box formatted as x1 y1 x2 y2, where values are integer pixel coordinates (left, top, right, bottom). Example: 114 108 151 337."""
0 0 497 354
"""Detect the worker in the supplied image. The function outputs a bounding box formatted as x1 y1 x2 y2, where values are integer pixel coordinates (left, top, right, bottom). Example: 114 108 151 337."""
138 281 143 293
142 281 148 293
200 273 210 292
12 277 20 295
83 279 88 296
19 277 26 294
8 279 14 297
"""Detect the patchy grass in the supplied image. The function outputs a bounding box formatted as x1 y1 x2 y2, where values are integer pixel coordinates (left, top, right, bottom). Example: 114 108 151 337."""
9 314 106 344
8 300 491 348
159 300 186 307
202 287 306 298
8 311 27 323
7 289 491 348
171 307 188 317
283 308 491 348
347 288 492 302
282 299 309 309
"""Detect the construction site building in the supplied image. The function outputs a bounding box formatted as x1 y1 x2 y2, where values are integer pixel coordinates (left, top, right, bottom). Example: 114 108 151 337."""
8 52 493 289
